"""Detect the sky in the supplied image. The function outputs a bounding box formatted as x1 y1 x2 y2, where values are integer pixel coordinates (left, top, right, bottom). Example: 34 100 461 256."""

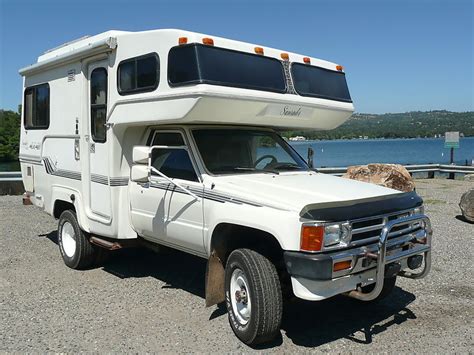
0 0 472 114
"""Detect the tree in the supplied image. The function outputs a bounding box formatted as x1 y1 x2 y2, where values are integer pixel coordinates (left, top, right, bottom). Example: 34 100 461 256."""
0 110 21 162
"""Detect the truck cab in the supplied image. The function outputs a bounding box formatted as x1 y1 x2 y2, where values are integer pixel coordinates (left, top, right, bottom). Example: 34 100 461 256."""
19 29 432 345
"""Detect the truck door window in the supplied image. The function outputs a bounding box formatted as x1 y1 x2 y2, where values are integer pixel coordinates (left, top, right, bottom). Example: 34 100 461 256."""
150 132 199 182
90 68 107 143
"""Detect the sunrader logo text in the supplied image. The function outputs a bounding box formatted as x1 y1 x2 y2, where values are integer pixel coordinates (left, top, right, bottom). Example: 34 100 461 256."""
281 106 302 117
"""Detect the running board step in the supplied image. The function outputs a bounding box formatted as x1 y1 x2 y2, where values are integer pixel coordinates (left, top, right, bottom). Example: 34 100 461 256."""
90 236 125 250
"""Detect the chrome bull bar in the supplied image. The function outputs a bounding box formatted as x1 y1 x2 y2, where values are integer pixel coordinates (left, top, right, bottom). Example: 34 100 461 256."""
347 214 432 301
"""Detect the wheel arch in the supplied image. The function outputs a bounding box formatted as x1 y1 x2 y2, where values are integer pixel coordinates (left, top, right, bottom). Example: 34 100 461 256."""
209 222 284 265
51 186 89 232
205 222 286 307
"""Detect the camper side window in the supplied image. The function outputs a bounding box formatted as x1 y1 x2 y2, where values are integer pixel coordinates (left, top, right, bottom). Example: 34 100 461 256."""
90 68 108 143
118 53 159 95
24 83 50 129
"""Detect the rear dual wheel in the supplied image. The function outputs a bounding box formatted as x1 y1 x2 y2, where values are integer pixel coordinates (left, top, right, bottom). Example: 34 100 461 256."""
225 249 283 345
58 210 106 269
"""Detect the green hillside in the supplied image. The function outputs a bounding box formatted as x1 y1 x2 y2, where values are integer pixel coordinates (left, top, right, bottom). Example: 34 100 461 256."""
285 110 474 140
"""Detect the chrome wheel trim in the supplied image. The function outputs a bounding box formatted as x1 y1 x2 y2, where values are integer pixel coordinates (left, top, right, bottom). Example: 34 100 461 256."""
230 268 251 325
61 221 76 258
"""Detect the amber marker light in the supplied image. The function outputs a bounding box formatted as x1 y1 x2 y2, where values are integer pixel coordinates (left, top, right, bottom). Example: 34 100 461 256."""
300 225 324 252
178 37 188 45
336 65 344 71
280 52 289 61
202 37 214 45
333 260 352 272
254 47 264 55
303 57 311 64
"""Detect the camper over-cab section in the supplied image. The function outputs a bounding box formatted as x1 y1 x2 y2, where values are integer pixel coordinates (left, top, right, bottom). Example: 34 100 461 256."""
20 29 354 131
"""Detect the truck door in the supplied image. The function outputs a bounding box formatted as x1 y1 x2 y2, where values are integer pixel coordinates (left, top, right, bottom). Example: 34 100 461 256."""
87 61 111 218
129 130 205 255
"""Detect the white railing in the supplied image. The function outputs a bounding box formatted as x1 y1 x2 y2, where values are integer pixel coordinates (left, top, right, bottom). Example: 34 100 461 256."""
0 171 23 182
316 164 474 176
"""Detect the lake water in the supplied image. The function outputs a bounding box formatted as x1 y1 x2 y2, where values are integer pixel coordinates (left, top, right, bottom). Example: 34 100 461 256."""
0 161 20 172
289 137 474 168
1 137 473 171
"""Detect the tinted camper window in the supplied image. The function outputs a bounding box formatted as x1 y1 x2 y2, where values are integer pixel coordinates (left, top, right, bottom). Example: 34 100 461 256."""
118 53 159 95
90 68 107 142
24 83 50 129
168 44 286 93
291 63 352 102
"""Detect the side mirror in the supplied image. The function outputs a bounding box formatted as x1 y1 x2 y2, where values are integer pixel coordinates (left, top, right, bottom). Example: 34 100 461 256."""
131 165 150 183
133 146 150 164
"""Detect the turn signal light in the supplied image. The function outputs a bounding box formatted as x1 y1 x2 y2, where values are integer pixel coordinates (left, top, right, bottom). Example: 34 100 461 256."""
336 65 344 71
280 52 289 61
300 226 324 252
333 260 352 271
303 57 311 64
254 47 264 55
178 37 188 45
202 37 214 46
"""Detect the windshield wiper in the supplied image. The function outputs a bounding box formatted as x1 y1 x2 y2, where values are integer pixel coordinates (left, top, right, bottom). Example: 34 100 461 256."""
271 163 305 171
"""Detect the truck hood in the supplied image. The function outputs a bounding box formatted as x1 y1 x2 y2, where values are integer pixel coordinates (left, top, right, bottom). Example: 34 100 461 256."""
209 171 405 215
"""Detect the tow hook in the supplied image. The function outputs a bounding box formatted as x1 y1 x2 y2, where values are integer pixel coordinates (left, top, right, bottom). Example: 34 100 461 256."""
362 250 378 267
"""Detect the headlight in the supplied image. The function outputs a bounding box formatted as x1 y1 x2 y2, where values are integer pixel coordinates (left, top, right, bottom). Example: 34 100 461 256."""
412 206 425 215
324 225 341 246
301 222 351 252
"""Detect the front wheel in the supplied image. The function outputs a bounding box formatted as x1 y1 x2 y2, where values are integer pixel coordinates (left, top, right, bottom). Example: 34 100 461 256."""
225 249 283 345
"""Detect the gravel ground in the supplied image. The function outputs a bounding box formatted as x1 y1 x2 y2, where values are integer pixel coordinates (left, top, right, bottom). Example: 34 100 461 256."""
1 178 473 353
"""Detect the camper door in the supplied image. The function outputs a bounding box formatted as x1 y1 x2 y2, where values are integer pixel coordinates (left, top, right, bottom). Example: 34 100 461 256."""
87 60 111 218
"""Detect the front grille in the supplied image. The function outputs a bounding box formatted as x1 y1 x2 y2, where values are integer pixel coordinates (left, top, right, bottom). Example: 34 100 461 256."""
350 209 421 244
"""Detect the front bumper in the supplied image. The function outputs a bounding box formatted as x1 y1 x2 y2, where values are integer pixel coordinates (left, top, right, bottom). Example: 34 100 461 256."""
285 214 432 301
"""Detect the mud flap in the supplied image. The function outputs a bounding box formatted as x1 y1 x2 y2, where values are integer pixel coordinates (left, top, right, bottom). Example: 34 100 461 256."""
205 252 225 307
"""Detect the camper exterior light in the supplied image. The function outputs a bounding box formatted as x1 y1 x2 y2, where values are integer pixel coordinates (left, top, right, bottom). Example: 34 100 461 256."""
202 37 214 45
254 46 264 55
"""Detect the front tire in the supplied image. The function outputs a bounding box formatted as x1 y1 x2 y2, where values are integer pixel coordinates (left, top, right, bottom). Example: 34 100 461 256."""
58 210 98 270
225 249 283 345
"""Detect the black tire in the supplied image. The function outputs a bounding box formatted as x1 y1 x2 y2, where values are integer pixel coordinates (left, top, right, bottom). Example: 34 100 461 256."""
57 210 97 270
360 276 397 302
225 249 283 345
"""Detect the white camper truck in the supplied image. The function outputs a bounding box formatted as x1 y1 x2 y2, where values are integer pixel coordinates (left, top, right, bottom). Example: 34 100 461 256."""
19 29 432 345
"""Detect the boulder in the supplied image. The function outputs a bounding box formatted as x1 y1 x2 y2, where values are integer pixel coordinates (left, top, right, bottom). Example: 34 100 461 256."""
459 189 474 223
464 174 474 182
343 163 415 192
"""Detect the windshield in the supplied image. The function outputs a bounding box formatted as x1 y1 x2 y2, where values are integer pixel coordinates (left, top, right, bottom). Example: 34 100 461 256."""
192 129 308 175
